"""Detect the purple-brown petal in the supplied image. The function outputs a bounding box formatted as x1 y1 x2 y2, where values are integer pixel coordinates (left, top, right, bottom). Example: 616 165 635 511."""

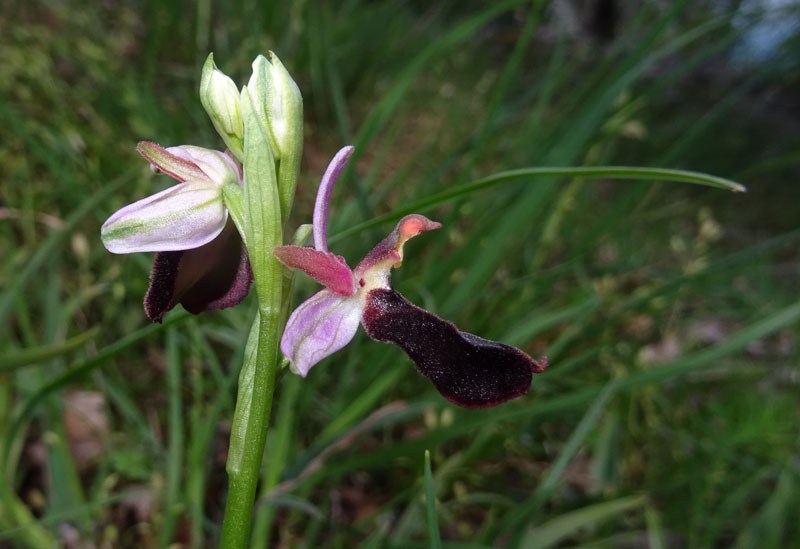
362 288 547 408
143 221 253 322
272 245 356 296
144 251 183 322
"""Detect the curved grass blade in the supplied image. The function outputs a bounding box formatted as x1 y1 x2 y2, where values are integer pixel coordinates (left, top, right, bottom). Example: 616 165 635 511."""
1 311 191 470
733 469 795 548
0 485 54 548
331 166 745 243
344 0 533 217
0 327 99 372
521 495 647 549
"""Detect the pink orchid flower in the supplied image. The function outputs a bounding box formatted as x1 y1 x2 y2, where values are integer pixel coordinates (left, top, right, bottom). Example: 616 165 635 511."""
101 142 253 322
273 146 547 408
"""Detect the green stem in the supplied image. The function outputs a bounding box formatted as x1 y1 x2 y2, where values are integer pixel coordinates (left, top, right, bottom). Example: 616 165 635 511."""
220 311 282 547
220 84 287 547
251 373 302 544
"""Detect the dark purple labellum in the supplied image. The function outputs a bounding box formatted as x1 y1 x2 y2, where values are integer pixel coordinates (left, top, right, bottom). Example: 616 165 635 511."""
362 288 547 408
144 222 253 322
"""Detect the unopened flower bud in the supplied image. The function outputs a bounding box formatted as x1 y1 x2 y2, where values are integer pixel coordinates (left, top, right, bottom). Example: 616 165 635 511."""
246 52 303 160
200 53 244 160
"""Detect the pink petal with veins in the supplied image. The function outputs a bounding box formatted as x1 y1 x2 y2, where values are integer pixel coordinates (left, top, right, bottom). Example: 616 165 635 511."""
273 245 356 296
281 289 362 377
101 182 227 253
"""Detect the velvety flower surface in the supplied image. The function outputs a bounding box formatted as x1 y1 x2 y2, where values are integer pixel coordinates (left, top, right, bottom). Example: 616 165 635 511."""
273 146 547 408
101 142 253 321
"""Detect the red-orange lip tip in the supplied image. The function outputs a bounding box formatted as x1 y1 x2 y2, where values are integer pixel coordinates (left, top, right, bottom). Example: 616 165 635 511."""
398 214 442 239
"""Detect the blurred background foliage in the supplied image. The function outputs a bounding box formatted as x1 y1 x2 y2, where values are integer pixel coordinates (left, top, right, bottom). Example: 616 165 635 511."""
1 0 799 547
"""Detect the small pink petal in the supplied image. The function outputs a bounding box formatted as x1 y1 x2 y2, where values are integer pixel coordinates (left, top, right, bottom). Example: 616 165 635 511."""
137 142 208 183
281 289 362 377
167 145 240 186
273 245 356 296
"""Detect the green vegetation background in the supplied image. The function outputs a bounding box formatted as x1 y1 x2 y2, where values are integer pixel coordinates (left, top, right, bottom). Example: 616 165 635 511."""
1 0 799 547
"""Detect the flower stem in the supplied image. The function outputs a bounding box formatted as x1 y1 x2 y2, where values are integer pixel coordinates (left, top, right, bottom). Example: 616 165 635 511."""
220 309 282 548
251 372 302 545
220 84 286 547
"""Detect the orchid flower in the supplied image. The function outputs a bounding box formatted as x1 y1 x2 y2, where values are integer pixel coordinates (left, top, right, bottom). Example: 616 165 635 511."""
273 146 548 408
101 142 253 322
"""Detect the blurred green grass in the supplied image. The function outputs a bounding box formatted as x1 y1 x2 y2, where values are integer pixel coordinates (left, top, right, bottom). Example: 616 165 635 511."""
1 0 799 547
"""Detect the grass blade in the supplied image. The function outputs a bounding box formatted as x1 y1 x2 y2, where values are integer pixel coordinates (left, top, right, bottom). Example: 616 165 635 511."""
424 450 442 549
0 172 134 329
0 327 99 372
499 379 620 540
1 311 191 472
521 495 646 548
331 166 745 242
160 328 184 546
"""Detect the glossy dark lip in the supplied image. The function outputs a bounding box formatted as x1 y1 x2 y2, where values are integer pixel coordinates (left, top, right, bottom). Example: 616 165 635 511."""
362 288 547 408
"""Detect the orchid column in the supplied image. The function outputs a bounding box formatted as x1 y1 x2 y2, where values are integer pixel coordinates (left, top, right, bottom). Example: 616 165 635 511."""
204 53 303 547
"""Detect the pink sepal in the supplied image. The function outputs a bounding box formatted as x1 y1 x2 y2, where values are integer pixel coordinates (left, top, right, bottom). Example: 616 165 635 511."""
273 245 356 296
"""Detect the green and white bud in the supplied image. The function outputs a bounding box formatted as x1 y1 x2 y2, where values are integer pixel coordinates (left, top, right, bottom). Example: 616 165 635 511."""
246 51 303 220
200 53 244 160
246 52 303 161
